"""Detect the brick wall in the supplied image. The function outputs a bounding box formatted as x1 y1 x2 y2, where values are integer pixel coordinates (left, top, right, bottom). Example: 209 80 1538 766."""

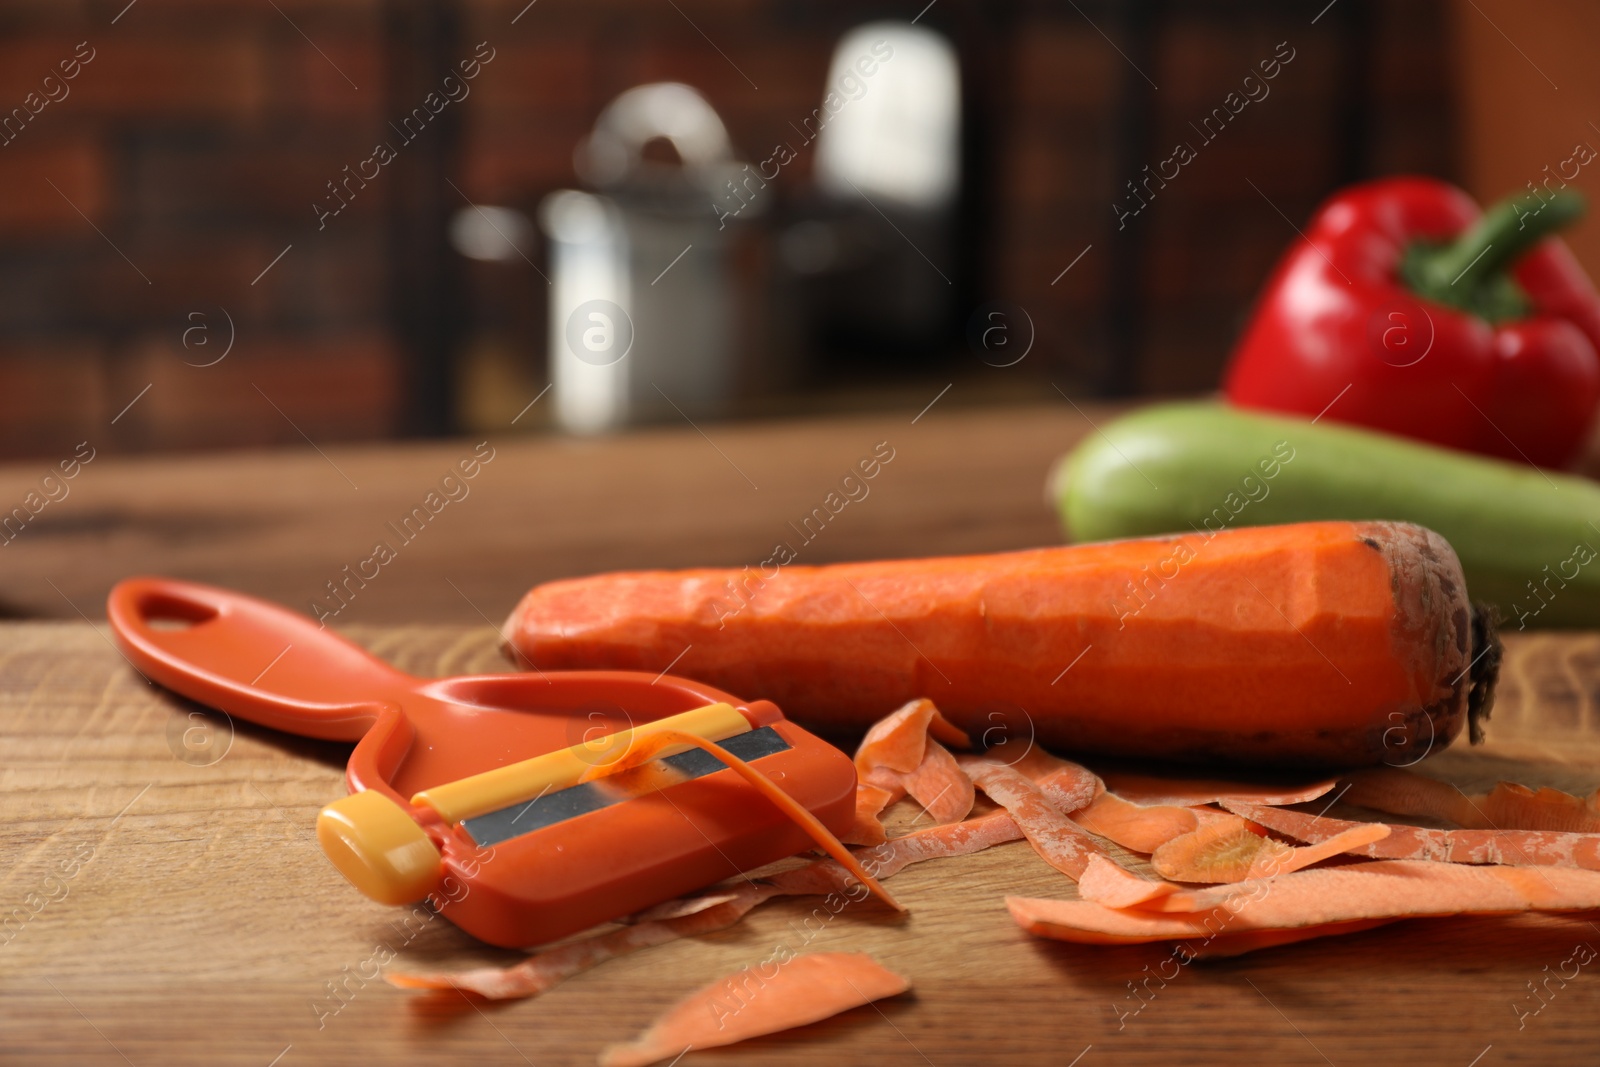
0 0 1456 458
0 0 398 457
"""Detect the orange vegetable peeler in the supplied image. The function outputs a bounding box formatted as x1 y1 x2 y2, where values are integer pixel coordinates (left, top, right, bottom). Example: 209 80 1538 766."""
106 577 858 948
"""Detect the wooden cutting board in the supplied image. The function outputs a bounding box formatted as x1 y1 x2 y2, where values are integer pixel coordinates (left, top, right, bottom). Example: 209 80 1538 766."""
5 621 1600 1067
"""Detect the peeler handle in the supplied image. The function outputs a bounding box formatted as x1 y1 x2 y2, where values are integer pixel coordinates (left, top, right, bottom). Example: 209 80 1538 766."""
107 576 411 741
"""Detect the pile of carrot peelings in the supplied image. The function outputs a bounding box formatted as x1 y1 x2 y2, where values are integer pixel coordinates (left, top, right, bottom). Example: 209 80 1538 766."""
384 699 1600 1064
1008 764 1600 956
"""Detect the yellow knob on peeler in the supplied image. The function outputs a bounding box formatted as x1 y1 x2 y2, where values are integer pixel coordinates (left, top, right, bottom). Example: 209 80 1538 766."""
317 790 443 905
411 702 751 824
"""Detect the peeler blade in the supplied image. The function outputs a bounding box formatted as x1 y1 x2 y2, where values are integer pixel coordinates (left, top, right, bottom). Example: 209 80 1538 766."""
460 726 792 847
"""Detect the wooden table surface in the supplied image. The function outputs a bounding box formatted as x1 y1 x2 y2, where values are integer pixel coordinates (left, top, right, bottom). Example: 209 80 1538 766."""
0 401 1080 625
6 401 1600 1066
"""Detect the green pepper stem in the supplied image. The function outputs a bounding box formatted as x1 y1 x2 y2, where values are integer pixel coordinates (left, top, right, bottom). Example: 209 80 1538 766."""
1416 188 1585 293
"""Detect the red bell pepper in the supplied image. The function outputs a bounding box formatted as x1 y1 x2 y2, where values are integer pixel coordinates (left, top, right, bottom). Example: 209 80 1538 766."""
1223 176 1600 469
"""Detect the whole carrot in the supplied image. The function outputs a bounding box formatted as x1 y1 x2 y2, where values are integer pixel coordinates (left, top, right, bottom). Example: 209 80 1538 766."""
502 521 1499 767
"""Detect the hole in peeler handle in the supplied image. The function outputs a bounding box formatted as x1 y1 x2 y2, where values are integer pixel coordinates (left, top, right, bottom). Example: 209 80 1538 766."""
137 590 219 632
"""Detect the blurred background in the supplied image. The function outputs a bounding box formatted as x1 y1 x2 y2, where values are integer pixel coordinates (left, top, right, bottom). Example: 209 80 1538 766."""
0 0 1592 457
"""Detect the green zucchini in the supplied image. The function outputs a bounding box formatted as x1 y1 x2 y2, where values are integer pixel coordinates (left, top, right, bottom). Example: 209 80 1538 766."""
1052 401 1600 629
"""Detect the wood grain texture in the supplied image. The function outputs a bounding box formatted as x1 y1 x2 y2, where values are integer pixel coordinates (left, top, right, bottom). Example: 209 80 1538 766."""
0 403 1087 625
6 622 1600 1067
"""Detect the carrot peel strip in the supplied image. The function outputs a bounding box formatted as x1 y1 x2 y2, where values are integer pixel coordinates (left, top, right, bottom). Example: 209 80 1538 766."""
862 765 909 797
1333 772 1600 835
386 882 781 999
1076 854 1181 908
854 698 968 778
843 783 896 846
852 700 974 829
1071 792 1199 853
599 952 910 1067
1038 768 1104 817
905 739 975 823
961 757 1110 880
1478 782 1600 834
626 891 740 923
1269 822 1391 870
1007 858 1600 951
1222 798 1600 870
577 728 904 912
1150 815 1389 885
